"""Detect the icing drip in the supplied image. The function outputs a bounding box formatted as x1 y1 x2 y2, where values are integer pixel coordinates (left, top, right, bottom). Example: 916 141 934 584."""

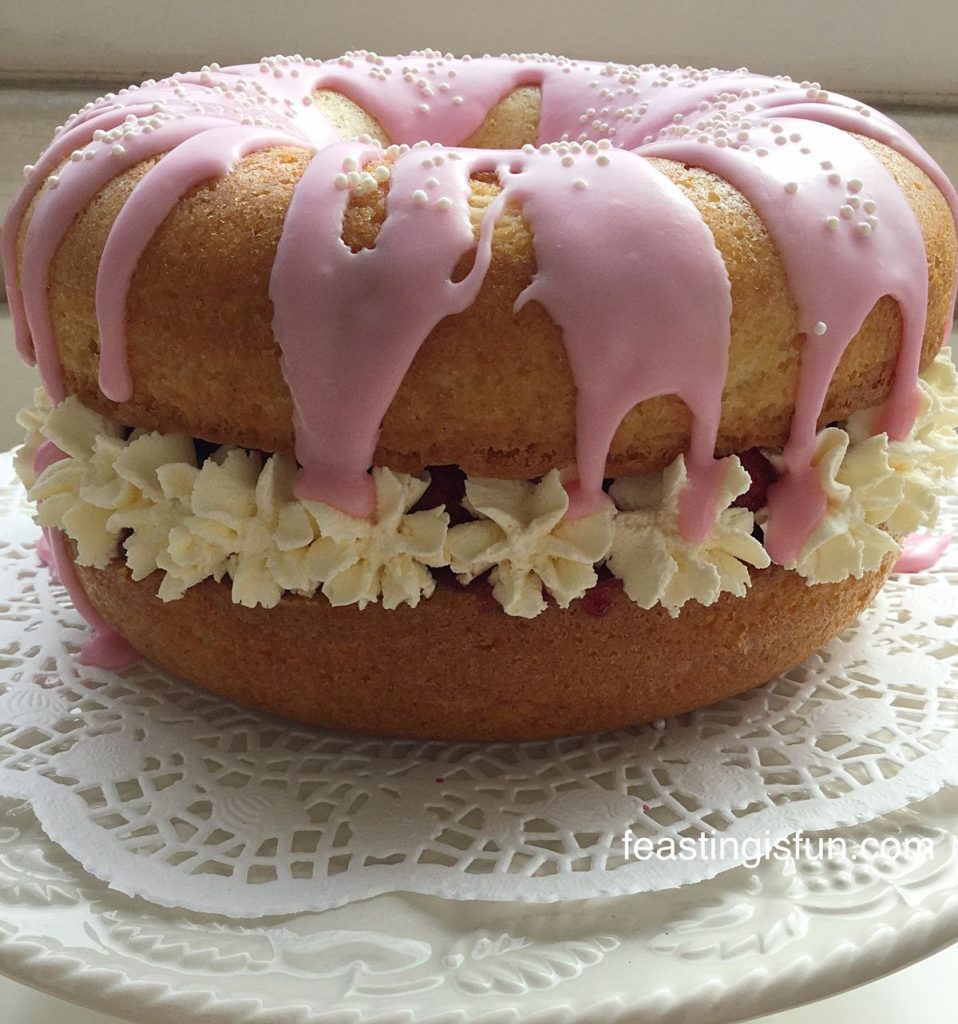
14 345 956 621
36 531 56 577
4 52 956 562
47 528 139 670
97 125 297 401
271 139 496 517
491 143 732 537
18 117 239 401
643 118 929 562
764 428 903 584
2 103 159 365
894 531 952 572
30 437 137 668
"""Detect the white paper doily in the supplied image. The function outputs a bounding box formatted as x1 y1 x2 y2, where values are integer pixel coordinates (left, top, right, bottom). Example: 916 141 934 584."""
1 786 958 1024
0 449 957 917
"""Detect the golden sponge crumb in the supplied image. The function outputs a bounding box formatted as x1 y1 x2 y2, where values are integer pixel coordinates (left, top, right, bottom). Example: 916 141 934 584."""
17 86 957 479
76 551 896 740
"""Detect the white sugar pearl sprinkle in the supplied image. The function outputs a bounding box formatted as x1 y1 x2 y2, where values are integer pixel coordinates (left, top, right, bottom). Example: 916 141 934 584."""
813 321 828 335
412 189 428 204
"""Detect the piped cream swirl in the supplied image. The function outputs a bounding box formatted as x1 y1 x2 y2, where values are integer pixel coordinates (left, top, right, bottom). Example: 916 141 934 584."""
22 396 448 611
445 471 615 618
847 351 958 534
770 351 958 583
764 429 902 584
608 455 770 617
14 350 957 619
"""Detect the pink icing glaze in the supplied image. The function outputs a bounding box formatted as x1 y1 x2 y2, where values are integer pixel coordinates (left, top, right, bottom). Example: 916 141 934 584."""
19 116 229 401
96 125 297 401
35 532 57 579
642 118 930 562
488 144 732 536
33 437 65 476
30 440 139 666
2 103 158 366
272 139 499 515
33 442 61 580
893 531 953 572
318 60 540 146
4 52 956 564
47 529 139 670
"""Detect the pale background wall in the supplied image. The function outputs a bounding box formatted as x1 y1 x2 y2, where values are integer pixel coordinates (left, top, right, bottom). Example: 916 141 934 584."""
3 0 958 104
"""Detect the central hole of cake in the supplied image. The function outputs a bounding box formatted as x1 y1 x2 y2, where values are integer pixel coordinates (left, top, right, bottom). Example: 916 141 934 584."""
315 85 546 151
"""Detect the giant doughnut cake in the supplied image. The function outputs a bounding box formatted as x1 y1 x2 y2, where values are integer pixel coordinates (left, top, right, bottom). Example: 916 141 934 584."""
5 52 958 740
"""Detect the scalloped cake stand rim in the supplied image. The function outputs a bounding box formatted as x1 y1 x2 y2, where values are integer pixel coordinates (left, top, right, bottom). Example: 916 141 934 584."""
0 788 957 1024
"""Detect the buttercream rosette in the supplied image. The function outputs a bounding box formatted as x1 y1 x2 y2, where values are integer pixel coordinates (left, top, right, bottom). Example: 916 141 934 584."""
15 349 958 621
445 470 615 618
607 455 770 617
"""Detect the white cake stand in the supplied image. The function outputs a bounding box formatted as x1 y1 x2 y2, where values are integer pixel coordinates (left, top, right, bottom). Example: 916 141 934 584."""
1 781 957 1024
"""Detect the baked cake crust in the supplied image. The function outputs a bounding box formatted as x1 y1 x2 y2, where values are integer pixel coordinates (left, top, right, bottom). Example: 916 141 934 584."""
20 136 956 480
6 53 957 739
75 547 896 740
